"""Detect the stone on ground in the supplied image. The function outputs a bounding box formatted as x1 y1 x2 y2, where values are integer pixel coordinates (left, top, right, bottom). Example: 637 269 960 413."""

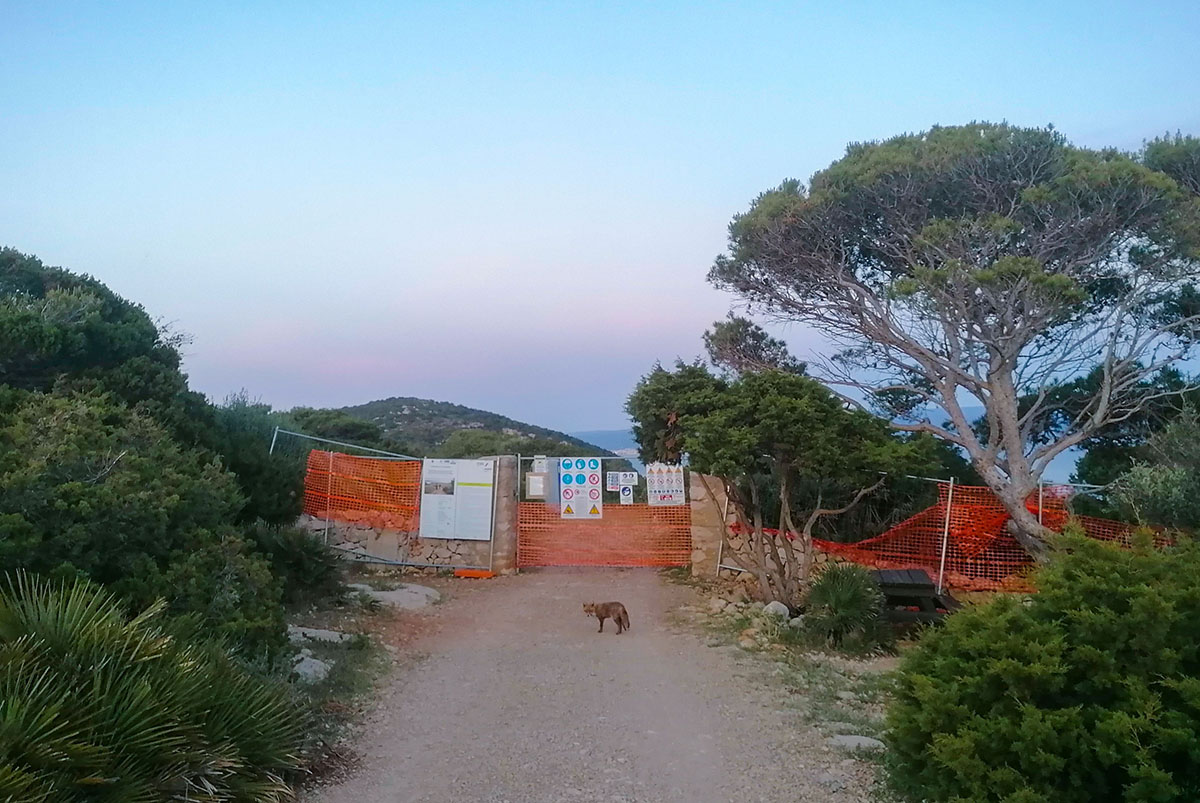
288 625 352 644
828 734 885 751
351 582 441 609
762 600 790 618
787 616 805 629
293 655 332 683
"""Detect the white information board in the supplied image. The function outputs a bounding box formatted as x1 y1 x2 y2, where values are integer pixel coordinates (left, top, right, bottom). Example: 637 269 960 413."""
419 458 496 540
647 463 686 506
559 457 603 519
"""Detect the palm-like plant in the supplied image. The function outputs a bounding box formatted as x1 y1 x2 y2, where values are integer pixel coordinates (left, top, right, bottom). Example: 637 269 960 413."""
805 564 886 647
0 573 303 802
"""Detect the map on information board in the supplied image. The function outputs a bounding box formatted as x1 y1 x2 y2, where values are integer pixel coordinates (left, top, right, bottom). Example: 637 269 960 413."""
560 457 603 519
419 458 496 540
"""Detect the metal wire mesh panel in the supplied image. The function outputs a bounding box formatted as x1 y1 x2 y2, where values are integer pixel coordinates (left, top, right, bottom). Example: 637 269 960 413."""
814 483 1148 591
303 450 422 531
517 503 692 567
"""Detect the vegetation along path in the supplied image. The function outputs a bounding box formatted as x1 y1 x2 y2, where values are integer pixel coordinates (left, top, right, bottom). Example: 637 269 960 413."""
313 569 878 803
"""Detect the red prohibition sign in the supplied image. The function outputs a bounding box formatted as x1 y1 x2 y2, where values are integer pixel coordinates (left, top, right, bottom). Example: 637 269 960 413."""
589 488 600 500
588 473 600 485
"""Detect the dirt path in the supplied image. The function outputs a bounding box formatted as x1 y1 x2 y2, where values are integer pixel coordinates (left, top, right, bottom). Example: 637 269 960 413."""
312 568 876 803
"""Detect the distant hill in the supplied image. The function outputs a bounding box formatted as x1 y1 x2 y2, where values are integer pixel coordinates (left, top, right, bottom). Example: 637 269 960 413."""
341 396 610 455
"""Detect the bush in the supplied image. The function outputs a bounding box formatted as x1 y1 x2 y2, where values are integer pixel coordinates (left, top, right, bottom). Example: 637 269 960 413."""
804 563 886 649
247 524 344 605
208 393 305 525
0 391 288 652
887 528 1200 803
0 573 303 802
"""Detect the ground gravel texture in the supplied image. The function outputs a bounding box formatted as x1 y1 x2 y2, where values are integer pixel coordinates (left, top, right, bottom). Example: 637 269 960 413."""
309 567 879 803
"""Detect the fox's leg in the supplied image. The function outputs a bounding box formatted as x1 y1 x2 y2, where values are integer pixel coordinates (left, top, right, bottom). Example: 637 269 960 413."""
598 616 605 633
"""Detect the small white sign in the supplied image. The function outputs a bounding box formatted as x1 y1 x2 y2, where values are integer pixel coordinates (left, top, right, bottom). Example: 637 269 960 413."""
606 471 620 491
618 471 638 486
647 463 686 506
619 485 634 505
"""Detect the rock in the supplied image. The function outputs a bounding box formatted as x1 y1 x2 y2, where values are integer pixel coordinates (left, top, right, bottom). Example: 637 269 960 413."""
787 616 805 630
836 691 857 702
737 637 758 650
816 771 845 792
828 734 885 751
288 625 353 644
293 655 332 683
355 583 441 609
763 600 790 618
708 597 730 614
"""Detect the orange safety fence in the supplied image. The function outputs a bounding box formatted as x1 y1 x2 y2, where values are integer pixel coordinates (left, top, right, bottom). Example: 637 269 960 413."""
517 503 692 568
303 451 422 531
811 483 1152 592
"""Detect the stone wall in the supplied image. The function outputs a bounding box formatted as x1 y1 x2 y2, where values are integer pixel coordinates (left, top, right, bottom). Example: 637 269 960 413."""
688 472 729 578
298 456 520 574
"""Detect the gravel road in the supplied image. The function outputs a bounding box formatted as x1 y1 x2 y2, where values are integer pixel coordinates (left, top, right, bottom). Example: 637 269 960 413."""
312 568 876 803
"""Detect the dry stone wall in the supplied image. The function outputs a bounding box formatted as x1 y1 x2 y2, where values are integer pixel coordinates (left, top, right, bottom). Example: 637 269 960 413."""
298 455 519 574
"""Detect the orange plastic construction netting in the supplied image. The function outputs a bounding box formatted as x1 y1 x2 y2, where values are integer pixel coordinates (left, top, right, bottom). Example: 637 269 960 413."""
813 483 1146 591
303 451 422 532
517 503 692 568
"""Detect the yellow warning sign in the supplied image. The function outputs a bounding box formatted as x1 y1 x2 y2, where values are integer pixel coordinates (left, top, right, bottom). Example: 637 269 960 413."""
589 505 600 516
563 504 574 515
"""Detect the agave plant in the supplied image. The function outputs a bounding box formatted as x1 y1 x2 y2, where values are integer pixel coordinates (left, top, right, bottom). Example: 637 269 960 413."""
0 572 303 802
804 564 886 647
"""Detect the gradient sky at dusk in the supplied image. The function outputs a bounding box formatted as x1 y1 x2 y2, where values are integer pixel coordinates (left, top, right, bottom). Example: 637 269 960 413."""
3 1 1199 431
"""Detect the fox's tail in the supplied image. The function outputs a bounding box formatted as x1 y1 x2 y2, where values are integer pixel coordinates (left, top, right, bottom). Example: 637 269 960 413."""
620 611 631 630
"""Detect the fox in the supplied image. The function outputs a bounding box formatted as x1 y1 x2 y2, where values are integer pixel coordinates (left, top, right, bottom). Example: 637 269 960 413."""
583 601 631 634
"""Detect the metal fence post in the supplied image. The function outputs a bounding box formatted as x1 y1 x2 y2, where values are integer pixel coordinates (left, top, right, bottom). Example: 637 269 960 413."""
323 450 333 546
936 477 956 595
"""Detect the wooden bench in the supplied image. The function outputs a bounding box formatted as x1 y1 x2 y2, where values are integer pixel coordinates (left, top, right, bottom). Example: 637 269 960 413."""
872 568 961 624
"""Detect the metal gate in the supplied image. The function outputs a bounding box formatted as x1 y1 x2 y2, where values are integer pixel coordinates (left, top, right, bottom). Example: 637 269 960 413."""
516 457 692 567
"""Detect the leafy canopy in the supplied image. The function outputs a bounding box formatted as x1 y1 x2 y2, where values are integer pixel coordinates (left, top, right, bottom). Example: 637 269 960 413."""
710 123 1200 554
0 391 285 648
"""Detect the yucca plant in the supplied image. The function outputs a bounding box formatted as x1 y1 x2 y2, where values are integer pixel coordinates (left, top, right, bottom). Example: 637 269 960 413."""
804 564 886 648
0 572 303 802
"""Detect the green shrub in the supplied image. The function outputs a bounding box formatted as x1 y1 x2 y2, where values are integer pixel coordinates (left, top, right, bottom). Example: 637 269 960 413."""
209 394 305 525
887 528 1200 803
0 391 289 652
804 563 886 649
0 573 303 802
247 524 344 605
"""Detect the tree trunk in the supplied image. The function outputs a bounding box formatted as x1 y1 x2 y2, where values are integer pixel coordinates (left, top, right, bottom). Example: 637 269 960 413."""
1003 499 1055 562
976 465 1057 561
747 482 773 601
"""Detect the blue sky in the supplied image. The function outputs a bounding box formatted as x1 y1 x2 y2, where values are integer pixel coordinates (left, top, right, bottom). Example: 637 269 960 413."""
3 1 1199 432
